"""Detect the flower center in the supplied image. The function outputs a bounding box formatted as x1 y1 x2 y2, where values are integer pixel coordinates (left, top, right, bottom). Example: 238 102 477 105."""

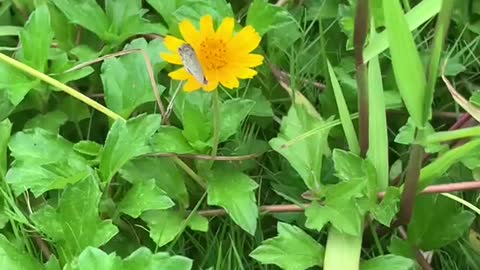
199 38 228 70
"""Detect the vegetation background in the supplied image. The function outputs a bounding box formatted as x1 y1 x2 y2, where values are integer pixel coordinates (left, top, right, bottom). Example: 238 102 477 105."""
0 0 480 269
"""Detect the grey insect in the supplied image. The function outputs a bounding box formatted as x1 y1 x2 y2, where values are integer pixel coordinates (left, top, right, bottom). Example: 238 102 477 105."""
178 44 208 85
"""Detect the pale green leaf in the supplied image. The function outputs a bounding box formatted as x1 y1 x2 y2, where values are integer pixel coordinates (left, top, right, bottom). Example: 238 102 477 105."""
250 222 324 270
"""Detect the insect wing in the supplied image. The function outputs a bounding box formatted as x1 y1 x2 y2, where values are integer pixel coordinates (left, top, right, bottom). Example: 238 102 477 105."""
178 44 208 85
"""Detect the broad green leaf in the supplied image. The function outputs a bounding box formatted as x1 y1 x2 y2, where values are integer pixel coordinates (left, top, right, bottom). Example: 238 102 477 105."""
51 0 110 40
124 247 193 270
0 63 37 106
217 99 255 143
0 91 15 120
19 4 53 72
56 96 90 123
105 0 167 44
99 114 161 182
388 236 416 259
371 187 400 226
24 111 68 133
383 0 427 127
206 165 258 235
305 201 363 236
66 247 122 270
45 255 61 270
65 246 193 270
408 194 475 250
31 177 119 260
101 39 166 118
149 126 195 154
118 179 174 218
250 222 324 270
269 103 330 192
188 213 209 232
141 209 184 248
172 0 234 28
146 0 185 28
49 52 94 84
120 157 189 207
266 19 302 51
181 92 213 151
360 255 416 270
246 0 293 35
6 128 92 196
73 141 103 157
332 149 365 182
0 119 11 177
0 234 44 270
48 3 76 50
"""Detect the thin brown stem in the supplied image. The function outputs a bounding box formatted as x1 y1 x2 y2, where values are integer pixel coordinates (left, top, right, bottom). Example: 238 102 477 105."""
196 180 480 216
399 143 424 225
147 152 264 161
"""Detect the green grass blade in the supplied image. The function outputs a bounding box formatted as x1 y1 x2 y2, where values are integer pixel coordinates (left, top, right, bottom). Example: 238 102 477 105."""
327 60 360 155
364 0 442 62
382 0 428 128
367 54 389 191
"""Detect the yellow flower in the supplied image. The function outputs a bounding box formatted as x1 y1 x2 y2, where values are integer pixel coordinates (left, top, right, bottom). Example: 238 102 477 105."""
160 15 264 92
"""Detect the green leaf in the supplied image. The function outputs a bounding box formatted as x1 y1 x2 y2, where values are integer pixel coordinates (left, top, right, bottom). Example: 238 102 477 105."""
332 149 365 182
73 141 103 157
0 63 37 106
0 234 44 270
172 0 234 27
119 179 174 218
181 92 213 151
371 187 400 226
141 209 184 248
66 247 122 270
246 0 293 35
6 128 92 196
217 99 255 143
408 194 475 250
100 114 161 182
146 0 185 28
250 222 324 270
269 103 331 192
123 247 193 270
383 0 428 127
48 3 76 50
105 0 167 44
388 236 416 259
31 176 118 260
149 126 195 154
24 111 68 133
65 246 193 270
188 213 209 232
101 38 166 118
56 96 90 123
0 119 11 177
360 255 416 270
120 157 189 207
51 0 110 40
206 165 258 235
19 4 53 72
305 201 363 236
49 52 94 84
394 118 416 145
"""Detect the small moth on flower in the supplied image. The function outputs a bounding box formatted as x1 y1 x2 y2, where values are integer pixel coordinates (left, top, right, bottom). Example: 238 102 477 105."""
178 44 208 85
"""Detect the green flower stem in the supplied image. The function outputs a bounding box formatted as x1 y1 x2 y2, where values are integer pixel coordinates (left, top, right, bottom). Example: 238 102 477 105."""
211 90 221 159
0 52 124 121
323 227 362 270
425 126 480 144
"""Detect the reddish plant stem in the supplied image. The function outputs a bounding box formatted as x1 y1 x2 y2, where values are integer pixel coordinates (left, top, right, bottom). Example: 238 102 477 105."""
196 181 480 217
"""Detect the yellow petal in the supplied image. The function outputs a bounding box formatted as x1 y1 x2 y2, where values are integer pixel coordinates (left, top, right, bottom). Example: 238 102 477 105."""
168 67 190 80
200 15 214 37
160 53 183 65
235 67 258 79
164 35 185 52
216 17 234 42
184 78 202 92
220 76 239 89
228 26 261 54
203 79 219 92
233 53 264 67
179 19 201 46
